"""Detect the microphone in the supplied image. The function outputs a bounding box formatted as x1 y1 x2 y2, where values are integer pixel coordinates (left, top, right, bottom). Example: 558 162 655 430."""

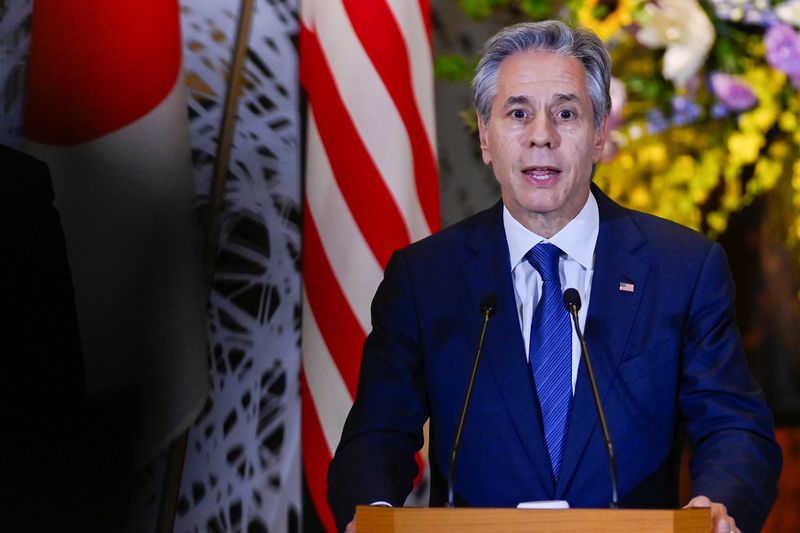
563 288 619 508
446 293 498 508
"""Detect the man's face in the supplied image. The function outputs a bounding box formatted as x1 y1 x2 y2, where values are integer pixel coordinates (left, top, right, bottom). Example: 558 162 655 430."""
478 50 607 236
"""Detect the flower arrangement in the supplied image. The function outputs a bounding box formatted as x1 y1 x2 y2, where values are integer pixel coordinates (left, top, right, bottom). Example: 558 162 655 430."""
440 0 800 290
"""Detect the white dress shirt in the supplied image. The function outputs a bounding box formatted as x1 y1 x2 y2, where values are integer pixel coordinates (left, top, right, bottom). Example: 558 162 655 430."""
503 191 599 393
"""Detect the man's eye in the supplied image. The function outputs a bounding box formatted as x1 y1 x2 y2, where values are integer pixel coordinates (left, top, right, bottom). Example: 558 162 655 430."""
511 109 527 119
557 110 574 120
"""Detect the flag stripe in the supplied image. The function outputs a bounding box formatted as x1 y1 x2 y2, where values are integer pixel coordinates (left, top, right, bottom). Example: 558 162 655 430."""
302 206 364 397
301 293 354 454
385 0 437 165
301 372 339 533
306 112 381 333
300 24 409 268
415 0 433 44
342 0 439 237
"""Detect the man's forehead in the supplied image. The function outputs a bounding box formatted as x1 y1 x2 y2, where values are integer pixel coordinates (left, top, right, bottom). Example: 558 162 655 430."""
498 50 584 80
499 48 570 66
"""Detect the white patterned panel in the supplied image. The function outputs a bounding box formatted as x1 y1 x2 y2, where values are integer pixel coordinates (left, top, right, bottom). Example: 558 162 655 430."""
0 0 33 147
176 1 302 531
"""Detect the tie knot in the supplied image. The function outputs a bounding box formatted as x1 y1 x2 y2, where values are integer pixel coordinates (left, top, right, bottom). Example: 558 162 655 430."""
526 242 562 282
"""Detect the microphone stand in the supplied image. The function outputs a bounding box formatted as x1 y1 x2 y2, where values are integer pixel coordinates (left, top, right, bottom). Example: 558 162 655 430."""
564 289 619 508
446 295 497 507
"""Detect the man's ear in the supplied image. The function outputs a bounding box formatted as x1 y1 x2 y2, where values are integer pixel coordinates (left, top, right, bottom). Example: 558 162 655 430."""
477 113 492 165
592 116 608 164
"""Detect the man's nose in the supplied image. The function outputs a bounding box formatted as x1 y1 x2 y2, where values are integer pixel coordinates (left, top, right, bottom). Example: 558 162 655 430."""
527 114 559 148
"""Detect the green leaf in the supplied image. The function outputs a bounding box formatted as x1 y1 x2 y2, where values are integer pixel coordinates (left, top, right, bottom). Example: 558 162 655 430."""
434 54 475 83
713 37 739 73
592 4 610 20
519 0 555 19
458 0 496 19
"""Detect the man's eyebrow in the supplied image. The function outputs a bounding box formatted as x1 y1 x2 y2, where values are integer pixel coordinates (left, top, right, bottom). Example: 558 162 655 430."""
553 93 580 104
503 95 530 107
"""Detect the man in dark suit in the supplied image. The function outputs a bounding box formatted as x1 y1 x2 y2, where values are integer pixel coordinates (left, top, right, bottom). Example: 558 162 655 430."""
1 144 85 530
1 144 84 421
327 21 781 533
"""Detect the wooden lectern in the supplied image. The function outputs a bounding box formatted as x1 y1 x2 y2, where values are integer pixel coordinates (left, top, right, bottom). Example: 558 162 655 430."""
355 505 711 532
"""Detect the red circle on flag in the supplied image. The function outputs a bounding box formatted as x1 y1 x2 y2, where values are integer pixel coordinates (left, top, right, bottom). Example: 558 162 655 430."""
23 0 183 146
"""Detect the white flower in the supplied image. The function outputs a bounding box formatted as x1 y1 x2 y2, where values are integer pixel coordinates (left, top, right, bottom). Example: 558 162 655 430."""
636 0 716 87
776 0 800 26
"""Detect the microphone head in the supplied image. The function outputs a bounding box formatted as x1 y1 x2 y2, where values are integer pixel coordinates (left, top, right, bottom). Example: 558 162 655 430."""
563 288 581 312
479 293 498 317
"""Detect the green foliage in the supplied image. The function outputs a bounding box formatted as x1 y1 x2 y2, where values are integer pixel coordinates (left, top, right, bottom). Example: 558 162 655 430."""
457 0 510 19
434 54 476 83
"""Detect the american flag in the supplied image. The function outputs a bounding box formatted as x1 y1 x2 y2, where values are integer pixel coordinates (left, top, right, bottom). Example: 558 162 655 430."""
299 0 439 530
619 281 635 293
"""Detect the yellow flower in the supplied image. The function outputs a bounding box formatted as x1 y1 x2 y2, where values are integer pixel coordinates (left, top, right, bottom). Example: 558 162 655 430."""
743 66 785 104
629 185 651 209
706 211 728 234
721 165 743 210
707 211 729 234
769 140 790 159
669 127 701 146
752 105 778 132
617 153 636 170
638 143 669 170
577 0 640 42
749 158 783 195
661 156 694 197
779 111 797 133
690 150 723 202
727 131 763 165
793 160 800 186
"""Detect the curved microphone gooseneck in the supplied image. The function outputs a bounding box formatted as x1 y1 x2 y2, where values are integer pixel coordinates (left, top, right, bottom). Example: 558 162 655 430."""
446 294 498 508
563 288 619 508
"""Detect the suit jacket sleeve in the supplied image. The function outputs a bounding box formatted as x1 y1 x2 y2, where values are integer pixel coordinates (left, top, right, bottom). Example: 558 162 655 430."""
327 250 428 531
679 242 781 532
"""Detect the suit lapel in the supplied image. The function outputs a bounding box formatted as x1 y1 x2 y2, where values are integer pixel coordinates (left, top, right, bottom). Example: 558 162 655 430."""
461 203 556 495
556 186 650 497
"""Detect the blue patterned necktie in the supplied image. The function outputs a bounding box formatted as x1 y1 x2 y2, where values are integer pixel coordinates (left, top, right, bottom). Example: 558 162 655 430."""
526 242 572 480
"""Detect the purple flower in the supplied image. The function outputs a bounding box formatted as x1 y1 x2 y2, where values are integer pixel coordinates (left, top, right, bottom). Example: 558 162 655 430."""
711 102 730 119
671 96 702 126
646 109 669 134
765 23 800 85
708 72 757 111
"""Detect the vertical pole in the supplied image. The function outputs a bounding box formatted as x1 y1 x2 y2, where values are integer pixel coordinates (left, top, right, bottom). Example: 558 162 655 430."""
156 1 256 531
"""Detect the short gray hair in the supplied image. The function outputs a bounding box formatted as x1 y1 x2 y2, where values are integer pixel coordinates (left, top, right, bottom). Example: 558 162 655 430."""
472 20 611 128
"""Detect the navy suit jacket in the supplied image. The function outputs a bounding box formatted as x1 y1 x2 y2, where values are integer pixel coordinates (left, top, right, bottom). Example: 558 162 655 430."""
328 185 781 532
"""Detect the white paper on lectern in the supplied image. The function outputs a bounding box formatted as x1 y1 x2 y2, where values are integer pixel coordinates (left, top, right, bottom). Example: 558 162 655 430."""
516 500 570 509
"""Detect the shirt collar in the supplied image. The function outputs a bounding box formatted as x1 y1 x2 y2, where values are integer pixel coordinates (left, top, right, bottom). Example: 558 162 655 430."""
503 190 599 270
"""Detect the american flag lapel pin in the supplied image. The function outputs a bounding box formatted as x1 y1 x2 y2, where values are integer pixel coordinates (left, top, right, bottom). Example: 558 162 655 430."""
619 281 635 293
